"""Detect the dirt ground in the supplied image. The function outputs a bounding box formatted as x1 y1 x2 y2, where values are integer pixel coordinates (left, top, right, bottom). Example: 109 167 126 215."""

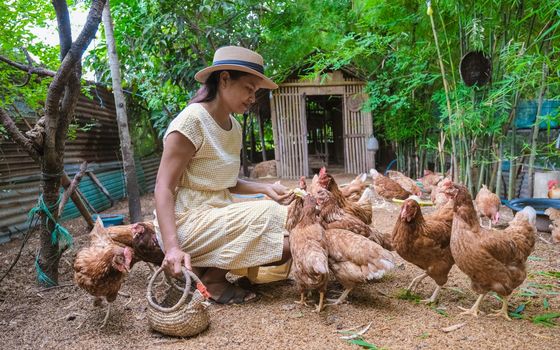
0 174 559 350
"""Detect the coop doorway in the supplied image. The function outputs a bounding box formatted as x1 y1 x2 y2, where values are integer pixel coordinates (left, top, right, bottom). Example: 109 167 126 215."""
305 95 344 173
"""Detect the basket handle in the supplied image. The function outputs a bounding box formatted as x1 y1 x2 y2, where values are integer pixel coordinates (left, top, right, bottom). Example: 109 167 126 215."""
163 268 209 298
146 266 192 313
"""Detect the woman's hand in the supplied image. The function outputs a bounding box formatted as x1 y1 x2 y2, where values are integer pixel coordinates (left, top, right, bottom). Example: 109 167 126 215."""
161 246 192 278
267 181 295 205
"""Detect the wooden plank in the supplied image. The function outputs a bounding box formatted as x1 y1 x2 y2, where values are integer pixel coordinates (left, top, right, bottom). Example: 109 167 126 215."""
289 88 298 179
343 92 350 173
348 88 355 174
296 91 304 177
86 171 114 206
280 81 366 87
301 93 309 177
270 91 283 177
298 86 346 96
283 92 293 178
277 94 289 177
281 91 289 178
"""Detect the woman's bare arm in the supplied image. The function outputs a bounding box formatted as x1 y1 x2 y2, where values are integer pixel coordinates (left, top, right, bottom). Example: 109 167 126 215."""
228 178 269 195
229 178 295 205
154 132 195 276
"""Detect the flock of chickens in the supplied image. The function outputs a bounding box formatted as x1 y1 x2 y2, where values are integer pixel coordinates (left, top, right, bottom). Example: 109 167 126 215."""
73 166 540 328
285 167 537 320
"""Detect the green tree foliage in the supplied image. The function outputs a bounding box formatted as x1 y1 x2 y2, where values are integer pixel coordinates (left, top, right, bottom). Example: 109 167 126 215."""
4 0 558 192
0 0 58 111
86 0 280 139
301 0 559 192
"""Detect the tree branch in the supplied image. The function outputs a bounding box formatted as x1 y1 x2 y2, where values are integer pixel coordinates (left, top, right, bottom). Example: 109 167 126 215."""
0 54 56 77
45 0 107 148
58 161 88 217
45 0 106 156
52 0 73 59
56 63 82 155
0 108 41 163
21 47 36 65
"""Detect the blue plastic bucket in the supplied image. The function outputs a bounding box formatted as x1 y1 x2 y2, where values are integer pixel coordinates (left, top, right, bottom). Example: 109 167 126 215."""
92 214 124 227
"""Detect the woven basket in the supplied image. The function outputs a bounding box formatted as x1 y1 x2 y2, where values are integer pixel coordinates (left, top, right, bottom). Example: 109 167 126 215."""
146 267 210 337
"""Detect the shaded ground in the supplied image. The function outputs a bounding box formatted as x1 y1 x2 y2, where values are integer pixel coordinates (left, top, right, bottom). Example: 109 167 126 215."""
0 174 559 349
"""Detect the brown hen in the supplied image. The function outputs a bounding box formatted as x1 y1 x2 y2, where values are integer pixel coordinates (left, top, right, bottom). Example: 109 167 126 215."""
370 169 411 200
74 218 134 328
430 176 452 208
131 222 165 265
310 167 372 225
316 188 392 250
392 199 454 303
340 173 368 201
289 194 329 312
386 170 422 196
417 170 444 194
324 229 394 304
475 184 501 229
311 190 395 306
443 182 536 320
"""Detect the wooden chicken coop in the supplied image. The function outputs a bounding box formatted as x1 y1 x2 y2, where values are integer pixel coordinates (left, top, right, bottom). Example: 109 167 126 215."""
270 69 374 179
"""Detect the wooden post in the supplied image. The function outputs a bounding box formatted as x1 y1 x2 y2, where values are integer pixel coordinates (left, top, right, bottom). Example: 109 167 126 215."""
102 1 142 223
257 111 267 161
242 113 249 177
249 113 255 162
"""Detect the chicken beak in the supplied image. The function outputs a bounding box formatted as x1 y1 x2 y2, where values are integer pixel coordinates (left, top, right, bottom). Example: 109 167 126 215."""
131 223 141 239
400 207 408 220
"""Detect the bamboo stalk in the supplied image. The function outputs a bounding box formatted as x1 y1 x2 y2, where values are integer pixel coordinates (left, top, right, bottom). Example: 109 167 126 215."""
527 58 549 197
427 1 458 182
508 127 517 200
476 137 487 191
495 139 504 197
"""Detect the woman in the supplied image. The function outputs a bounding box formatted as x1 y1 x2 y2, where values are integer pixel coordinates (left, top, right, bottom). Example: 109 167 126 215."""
154 46 294 304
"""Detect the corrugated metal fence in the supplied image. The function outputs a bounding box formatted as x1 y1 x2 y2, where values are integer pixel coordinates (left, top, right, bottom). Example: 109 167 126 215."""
0 86 161 244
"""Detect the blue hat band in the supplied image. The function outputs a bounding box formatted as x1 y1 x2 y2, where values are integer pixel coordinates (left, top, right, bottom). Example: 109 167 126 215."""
212 59 264 74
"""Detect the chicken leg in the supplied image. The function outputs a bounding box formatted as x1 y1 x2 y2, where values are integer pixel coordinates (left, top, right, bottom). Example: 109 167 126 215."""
458 294 485 317
101 303 112 328
315 292 325 312
327 288 352 305
406 272 428 293
489 296 511 321
99 293 131 328
421 285 441 304
295 293 309 306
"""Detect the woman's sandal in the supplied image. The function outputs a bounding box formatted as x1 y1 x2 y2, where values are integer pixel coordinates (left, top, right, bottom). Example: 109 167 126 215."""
234 276 256 292
210 283 259 305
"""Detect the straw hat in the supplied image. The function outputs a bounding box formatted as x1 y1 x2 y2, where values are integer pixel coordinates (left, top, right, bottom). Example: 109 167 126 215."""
194 46 278 89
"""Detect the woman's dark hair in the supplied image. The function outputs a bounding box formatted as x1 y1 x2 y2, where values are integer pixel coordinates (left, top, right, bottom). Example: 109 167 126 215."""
189 70 251 105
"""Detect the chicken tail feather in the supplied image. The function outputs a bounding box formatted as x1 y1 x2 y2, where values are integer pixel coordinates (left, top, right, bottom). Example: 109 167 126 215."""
517 206 536 227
